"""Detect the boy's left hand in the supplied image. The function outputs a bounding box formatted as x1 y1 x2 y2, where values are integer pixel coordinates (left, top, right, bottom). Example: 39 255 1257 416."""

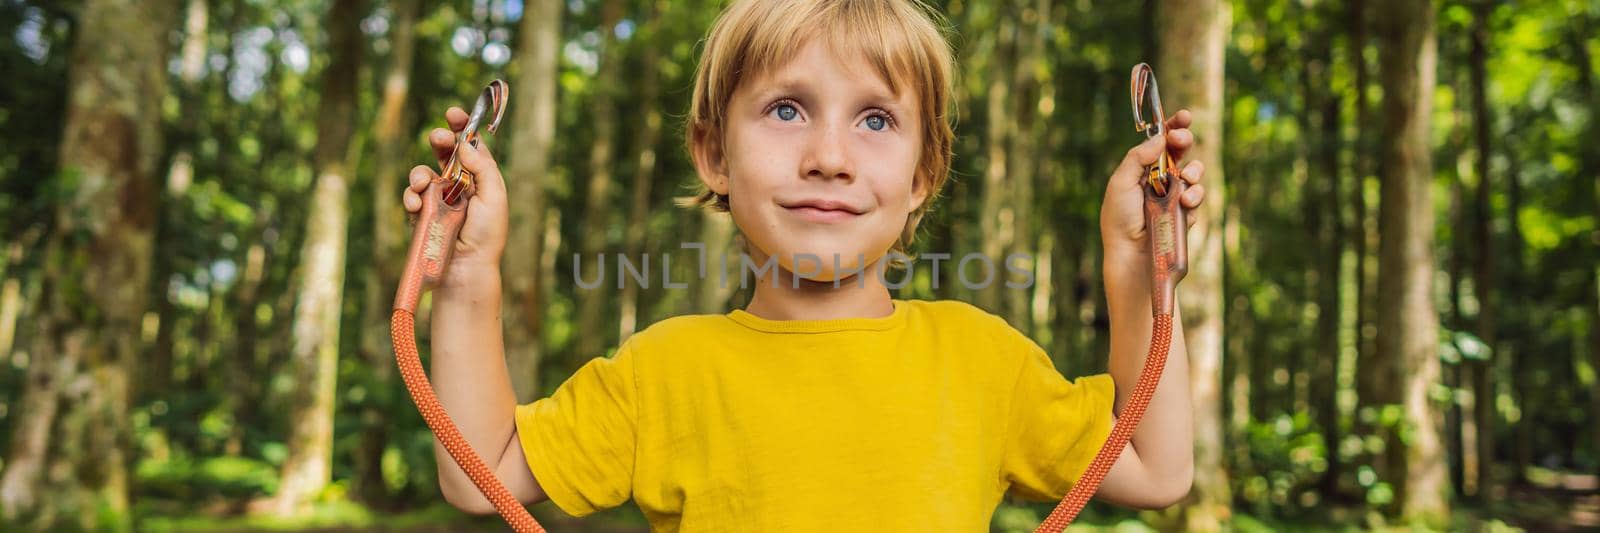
1100 109 1206 259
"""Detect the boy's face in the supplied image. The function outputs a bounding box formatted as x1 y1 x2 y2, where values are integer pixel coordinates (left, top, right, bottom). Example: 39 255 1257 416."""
695 40 927 282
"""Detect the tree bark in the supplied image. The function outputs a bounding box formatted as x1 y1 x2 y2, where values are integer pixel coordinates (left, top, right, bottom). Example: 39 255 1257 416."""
619 0 664 344
1304 0 1348 502
1504 137 1531 484
0 0 176 527
147 0 210 400
1374 0 1449 523
268 0 365 514
226 240 267 455
574 0 625 363
0 238 33 360
977 6 1014 314
1559 8 1597 488
1445 146 1467 499
1467 0 1497 500
1154 0 1230 529
504 0 564 401
1570 5 1600 488
353 0 419 503
0 324 70 523
1349 1 1384 477
1004 0 1047 331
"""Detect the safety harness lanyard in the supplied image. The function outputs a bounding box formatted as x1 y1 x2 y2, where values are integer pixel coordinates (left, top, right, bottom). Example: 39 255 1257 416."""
1034 63 1189 531
388 80 544 532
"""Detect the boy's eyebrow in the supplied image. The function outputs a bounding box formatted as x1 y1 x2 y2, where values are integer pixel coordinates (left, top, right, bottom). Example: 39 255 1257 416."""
755 78 815 100
755 76 907 112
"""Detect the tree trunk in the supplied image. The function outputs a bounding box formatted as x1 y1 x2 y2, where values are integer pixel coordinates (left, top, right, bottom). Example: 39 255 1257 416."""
1349 0 1383 473
1558 10 1598 488
619 0 664 344
1305 1 1348 502
221 5 264 452
0 324 70 524
1467 0 1497 500
977 6 1015 314
1004 0 1047 331
574 0 625 363
0 278 18 362
1156 0 1230 529
1225 202 1252 473
0 0 176 527
350 0 419 503
1374 0 1449 523
0 239 33 360
1445 150 1467 499
1570 6 1600 488
225 241 267 455
147 0 209 400
1504 141 1532 484
504 0 564 401
268 0 365 514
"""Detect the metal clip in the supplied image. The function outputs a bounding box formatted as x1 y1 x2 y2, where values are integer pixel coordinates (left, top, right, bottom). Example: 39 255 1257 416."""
1130 63 1172 196
442 79 510 205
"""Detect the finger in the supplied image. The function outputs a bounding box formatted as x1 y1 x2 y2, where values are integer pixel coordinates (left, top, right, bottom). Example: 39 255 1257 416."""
1116 135 1167 178
455 141 505 202
409 165 435 192
1181 160 1204 185
1165 109 1195 161
472 140 507 202
430 128 458 169
1164 109 1192 131
476 137 497 162
1166 128 1194 163
445 106 469 132
404 167 432 214
1181 184 1205 209
404 188 422 213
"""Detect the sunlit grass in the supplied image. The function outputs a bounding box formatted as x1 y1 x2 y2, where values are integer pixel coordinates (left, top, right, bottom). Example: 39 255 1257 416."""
137 501 507 532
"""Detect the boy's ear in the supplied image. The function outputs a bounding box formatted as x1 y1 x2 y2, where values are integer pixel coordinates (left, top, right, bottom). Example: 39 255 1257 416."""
908 172 929 212
691 126 730 196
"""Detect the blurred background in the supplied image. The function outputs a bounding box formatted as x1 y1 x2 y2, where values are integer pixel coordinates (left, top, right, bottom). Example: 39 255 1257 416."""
0 0 1596 531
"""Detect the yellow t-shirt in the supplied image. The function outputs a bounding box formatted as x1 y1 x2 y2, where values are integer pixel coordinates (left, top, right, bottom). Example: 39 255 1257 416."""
514 298 1115 532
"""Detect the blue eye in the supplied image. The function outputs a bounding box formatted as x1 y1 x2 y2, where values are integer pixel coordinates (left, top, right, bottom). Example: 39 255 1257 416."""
775 104 798 121
865 115 887 131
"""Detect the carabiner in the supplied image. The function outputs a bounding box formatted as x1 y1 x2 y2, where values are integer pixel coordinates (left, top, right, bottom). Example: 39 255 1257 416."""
441 79 510 205
1129 63 1172 196
1127 62 1186 316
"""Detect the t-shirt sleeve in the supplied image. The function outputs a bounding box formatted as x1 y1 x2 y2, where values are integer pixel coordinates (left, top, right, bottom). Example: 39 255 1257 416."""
1000 341 1116 501
514 342 638 517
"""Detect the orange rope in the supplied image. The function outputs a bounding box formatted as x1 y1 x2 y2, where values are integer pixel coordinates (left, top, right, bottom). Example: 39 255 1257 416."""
392 308 546 533
1035 313 1174 531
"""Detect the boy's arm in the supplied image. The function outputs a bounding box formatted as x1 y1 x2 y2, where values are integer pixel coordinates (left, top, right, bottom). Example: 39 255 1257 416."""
1091 246 1195 509
430 266 549 513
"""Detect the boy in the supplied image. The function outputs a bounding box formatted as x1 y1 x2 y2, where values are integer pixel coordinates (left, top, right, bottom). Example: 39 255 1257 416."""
403 0 1206 529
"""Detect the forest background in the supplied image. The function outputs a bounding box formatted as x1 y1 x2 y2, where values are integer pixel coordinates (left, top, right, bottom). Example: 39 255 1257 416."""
0 0 1596 531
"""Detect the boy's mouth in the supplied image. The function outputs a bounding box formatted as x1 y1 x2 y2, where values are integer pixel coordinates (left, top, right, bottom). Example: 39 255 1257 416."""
780 198 865 223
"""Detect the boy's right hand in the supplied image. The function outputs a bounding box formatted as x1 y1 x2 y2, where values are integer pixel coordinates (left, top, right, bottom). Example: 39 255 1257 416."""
404 106 510 290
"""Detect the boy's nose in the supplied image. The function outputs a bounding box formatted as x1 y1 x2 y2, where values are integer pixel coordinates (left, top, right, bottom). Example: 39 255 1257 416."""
802 122 853 181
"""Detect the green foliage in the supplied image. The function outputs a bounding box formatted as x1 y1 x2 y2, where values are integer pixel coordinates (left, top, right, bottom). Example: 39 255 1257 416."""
1 0 1597 530
1237 412 1330 516
136 454 281 501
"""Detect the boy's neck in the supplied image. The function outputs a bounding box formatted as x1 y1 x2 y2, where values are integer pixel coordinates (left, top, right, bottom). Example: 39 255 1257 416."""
742 255 896 322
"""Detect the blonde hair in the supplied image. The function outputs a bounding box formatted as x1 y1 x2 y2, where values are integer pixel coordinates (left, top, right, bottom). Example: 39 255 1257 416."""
681 0 957 257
